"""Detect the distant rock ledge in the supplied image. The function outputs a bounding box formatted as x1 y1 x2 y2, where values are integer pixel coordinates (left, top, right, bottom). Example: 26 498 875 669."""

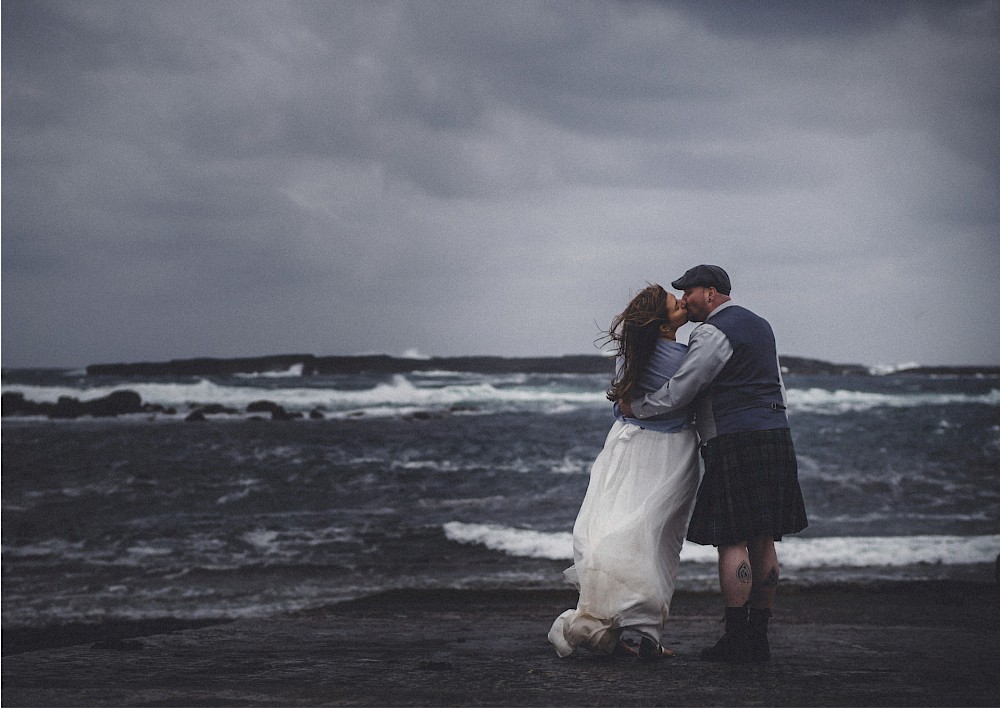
81 353 997 378
84 354 616 377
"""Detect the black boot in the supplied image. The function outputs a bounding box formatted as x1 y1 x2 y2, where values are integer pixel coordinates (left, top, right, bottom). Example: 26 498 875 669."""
748 607 771 662
700 606 750 663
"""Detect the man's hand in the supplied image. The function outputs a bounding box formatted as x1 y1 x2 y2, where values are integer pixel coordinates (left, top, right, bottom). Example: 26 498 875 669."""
619 399 635 418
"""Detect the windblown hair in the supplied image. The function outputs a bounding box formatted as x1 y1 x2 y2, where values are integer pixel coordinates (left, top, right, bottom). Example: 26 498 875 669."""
602 284 669 402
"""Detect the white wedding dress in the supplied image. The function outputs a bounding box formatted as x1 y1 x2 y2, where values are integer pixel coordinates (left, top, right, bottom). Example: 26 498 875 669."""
548 342 701 657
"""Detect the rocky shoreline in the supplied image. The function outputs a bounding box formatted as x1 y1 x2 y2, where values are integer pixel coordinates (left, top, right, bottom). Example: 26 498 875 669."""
83 354 620 377
4 354 997 421
0 389 317 421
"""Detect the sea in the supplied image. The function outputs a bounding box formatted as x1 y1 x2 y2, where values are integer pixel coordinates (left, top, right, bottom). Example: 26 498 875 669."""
3 362 999 629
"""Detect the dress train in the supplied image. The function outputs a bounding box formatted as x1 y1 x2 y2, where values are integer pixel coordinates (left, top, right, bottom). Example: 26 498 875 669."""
548 421 700 656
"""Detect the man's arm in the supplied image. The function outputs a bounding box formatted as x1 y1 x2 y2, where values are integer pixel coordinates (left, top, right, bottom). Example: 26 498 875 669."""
624 325 732 419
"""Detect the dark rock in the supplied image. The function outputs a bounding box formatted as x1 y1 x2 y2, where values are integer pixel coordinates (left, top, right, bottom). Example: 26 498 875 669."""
247 400 284 414
779 356 869 376
87 355 317 377
192 404 238 416
899 365 1000 377
308 409 325 419
85 354 616 377
50 397 85 419
4 390 146 419
309 355 615 376
185 410 207 422
247 400 297 420
2 392 29 416
82 353 999 379
76 354 1000 377
87 390 143 417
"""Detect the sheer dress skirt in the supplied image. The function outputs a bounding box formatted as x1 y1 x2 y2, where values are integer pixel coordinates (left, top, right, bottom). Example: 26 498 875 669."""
548 421 701 657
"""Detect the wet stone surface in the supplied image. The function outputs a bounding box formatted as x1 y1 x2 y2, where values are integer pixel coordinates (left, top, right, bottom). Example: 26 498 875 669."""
4 583 999 707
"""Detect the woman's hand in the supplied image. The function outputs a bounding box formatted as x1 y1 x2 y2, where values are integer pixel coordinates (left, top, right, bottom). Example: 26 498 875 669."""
619 399 635 418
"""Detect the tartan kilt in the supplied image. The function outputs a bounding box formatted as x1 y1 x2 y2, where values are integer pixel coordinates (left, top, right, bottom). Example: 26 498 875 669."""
686 427 808 547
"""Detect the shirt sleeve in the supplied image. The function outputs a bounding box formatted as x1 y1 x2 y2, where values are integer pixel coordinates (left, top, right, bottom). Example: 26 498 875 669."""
630 324 733 418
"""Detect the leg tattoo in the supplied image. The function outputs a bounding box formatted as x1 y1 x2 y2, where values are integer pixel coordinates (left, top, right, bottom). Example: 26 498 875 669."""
748 566 780 606
736 561 752 584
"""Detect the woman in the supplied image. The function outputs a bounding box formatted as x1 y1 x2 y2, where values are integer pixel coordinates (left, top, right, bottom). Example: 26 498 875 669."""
548 284 701 659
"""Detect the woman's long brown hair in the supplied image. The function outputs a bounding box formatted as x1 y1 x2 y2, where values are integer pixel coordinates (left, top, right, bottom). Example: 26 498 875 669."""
602 284 669 402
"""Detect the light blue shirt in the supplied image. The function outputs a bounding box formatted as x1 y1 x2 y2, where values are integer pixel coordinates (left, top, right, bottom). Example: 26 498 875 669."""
613 339 694 433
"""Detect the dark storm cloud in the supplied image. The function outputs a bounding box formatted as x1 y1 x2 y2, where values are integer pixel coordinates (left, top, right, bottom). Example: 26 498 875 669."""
3 0 998 367
674 0 1000 172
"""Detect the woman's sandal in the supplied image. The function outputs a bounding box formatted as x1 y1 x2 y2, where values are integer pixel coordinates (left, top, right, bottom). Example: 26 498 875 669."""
639 636 675 660
612 638 640 658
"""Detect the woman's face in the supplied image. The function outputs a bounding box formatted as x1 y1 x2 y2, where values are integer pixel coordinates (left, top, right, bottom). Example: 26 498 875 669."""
665 292 688 330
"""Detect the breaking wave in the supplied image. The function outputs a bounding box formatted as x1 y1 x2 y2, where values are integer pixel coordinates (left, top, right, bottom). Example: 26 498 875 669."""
443 522 1000 568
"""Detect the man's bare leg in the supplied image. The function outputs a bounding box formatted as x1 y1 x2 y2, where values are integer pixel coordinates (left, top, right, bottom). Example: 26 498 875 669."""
718 543 753 607
747 536 779 608
746 536 779 661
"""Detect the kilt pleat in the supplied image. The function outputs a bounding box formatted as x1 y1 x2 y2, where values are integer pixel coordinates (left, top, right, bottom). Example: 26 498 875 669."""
686 427 808 546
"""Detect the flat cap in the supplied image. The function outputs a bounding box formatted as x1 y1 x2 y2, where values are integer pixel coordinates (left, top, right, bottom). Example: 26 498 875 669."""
670 264 731 294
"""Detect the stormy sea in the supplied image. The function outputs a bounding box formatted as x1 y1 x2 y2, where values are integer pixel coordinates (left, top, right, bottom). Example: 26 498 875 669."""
3 354 999 635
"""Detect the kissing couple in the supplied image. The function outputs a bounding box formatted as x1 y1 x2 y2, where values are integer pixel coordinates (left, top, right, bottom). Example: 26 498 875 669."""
548 265 808 663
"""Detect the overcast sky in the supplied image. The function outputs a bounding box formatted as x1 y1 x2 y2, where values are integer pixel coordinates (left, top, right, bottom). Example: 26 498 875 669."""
3 0 998 369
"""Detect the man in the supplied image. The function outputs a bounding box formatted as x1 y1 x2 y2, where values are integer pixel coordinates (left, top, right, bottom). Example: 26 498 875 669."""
619 264 808 663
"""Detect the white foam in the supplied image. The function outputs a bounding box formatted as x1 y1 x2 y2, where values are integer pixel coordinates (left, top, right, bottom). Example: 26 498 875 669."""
234 363 305 378
442 522 1000 568
869 362 921 375
2 374 607 416
787 387 1000 414
215 488 254 505
549 454 591 475
787 535 1000 566
126 543 173 557
443 522 573 560
400 349 432 360
6 374 997 419
242 529 280 550
3 538 87 559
